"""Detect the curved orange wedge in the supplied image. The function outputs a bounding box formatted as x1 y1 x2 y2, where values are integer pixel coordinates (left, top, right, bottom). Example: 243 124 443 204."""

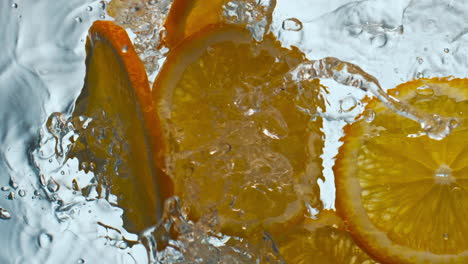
335 78 468 263
72 21 172 233
152 24 325 236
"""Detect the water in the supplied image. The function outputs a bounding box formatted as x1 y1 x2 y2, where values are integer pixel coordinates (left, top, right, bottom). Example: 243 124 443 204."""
1 0 467 262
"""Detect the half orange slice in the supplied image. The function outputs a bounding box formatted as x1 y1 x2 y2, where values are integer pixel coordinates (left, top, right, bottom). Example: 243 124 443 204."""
72 21 172 233
335 78 468 263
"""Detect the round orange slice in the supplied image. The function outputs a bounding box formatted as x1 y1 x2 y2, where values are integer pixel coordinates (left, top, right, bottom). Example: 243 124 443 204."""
152 24 324 236
72 21 172 233
335 78 468 263
275 211 376 263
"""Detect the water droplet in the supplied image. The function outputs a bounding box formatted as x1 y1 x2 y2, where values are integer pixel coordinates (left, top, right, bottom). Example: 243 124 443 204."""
86 6 93 12
443 233 449 240
339 96 358 112
416 57 424 64
75 16 82 23
0 208 11 220
444 48 450 53
9 178 18 189
47 179 60 193
363 109 375 123
121 45 128 53
371 34 387 48
38 233 53 248
11 3 18 8
282 18 303 32
416 86 434 96
18 189 26 197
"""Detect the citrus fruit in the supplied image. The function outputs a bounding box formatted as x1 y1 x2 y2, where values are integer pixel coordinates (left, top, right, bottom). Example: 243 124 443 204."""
72 21 172 233
163 0 277 48
152 24 324 236
276 211 376 264
335 78 468 263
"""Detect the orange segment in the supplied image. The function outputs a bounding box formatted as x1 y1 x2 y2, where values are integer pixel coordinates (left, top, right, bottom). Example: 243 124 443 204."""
335 78 468 263
72 21 172 233
275 211 376 264
152 24 324 236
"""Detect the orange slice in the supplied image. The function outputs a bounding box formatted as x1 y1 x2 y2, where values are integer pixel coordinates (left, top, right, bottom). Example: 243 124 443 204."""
335 78 468 263
275 211 376 263
164 0 277 48
152 24 324 236
72 21 172 233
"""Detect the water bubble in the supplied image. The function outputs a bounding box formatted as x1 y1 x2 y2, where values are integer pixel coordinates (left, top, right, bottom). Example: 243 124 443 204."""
77 258 85 264
339 96 358 113
416 72 424 79
75 16 82 23
47 179 60 193
34 190 41 196
18 189 26 197
121 45 128 53
416 86 434 96
99 13 106 19
0 208 11 220
444 48 450 53
9 178 18 189
282 18 303 31
443 233 449 241
371 34 387 48
86 6 93 12
449 119 459 129
11 3 18 8
416 57 424 64
38 233 53 248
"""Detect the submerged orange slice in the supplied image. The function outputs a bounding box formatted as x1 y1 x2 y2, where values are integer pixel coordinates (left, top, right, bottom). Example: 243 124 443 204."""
72 21 172 233
335 78 468 263
152 24 324 236
276 211 376 263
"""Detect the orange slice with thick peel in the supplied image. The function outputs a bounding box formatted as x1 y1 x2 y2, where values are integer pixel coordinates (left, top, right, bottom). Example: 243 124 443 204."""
163 0 277 48
275 211 376 263
152 24 324 236
72 21 173 233
335 77 468 263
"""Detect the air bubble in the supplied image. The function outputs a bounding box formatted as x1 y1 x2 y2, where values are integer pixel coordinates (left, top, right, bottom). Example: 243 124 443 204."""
8 192 15 200
9 178 18 189
339 96 358 112
86 6 93 12
38 233 53 248
282 18 303 31
1 186 10 191
11 3 18 8
444 48 450 53
77 258 85 264
443 233 449 241
18 189 26 197
416 57 424 64
416 86 434 96
75 16 82 23
47 179 60 193
121 45 128 53
416 72 424 79
99 13 105 19
371 34 387 48
0 208 11 219
363 109 375 123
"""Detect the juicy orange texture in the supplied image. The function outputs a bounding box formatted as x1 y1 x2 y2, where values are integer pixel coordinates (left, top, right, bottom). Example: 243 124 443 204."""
72 21 172 233
152 24 325 236
335 78 468 263
276 211 376 264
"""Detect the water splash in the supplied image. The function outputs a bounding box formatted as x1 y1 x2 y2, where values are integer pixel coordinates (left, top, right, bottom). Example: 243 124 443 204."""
290 57 457 140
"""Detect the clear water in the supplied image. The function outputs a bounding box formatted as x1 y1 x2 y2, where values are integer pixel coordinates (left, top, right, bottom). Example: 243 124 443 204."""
1 0 467 263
